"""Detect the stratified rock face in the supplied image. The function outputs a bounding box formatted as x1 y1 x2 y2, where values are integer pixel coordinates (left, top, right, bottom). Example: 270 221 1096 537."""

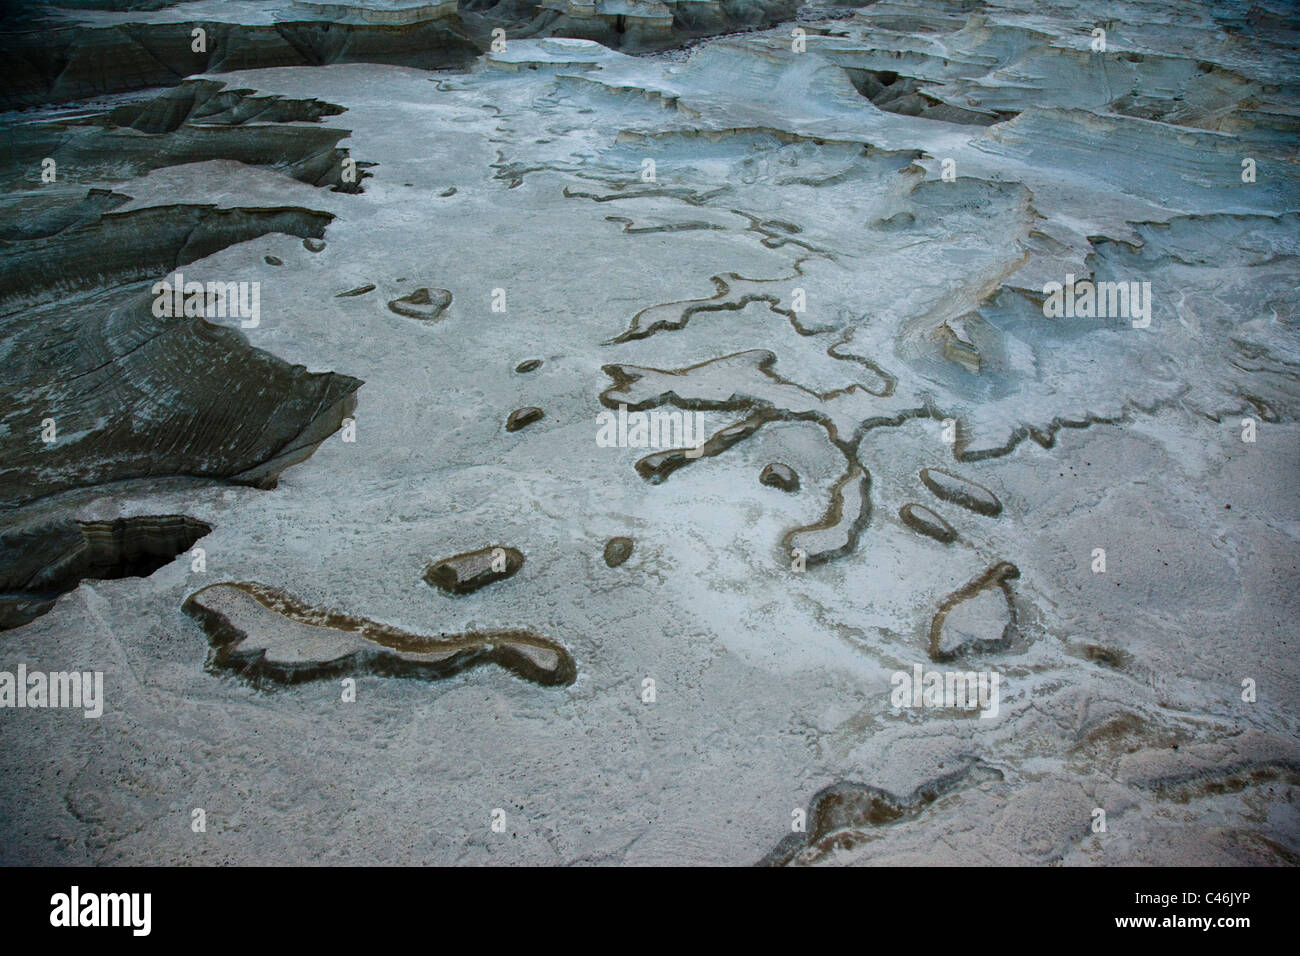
0 7 480 111
0 515 211 630
0 204 335 313
0 290 361 508
0 79 365 506
487 0 794 55
424 546 525 594
0 78 362 632
929 562 1020 662
0 0 798 111
69 516 211 581
183 581 576 686
602 536 634 567
0 81 363 197
292 0 460 23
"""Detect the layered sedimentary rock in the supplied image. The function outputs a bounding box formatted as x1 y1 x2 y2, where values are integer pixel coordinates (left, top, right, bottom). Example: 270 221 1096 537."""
1 0 1297 870
0 81 365 197
0 3 479 110
0 285 361 507
0 78 363 632
0 0 799 110
0 515 211 629
291 0 460 23
0 204 335 312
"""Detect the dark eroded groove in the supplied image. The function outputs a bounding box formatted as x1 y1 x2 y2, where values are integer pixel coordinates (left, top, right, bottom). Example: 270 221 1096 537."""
760 758 1002 866
183 581 576 687
928 561 1020 662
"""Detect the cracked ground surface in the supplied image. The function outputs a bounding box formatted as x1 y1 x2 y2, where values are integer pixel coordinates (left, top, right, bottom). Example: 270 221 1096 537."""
0 0 1297 865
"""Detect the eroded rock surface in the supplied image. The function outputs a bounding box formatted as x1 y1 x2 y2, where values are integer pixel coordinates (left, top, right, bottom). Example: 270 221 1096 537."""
0 0 796 111
0 515 211 630
0 293 361 508
1 0 1297 870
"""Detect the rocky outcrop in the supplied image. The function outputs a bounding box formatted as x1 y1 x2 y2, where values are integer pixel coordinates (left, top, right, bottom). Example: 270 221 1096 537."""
0 12 479 111
0 81 364 196
0 284 361 509
1 0 800 111
291 0 460 23
0 515 211 630
0 204 334 312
